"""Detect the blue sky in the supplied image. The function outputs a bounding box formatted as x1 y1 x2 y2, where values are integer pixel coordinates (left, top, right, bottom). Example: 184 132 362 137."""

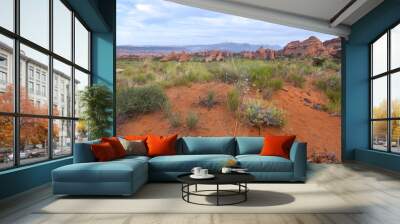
117 0 336 47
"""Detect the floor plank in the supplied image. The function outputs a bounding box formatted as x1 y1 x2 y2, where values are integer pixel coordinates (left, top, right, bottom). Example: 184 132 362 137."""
1 162 400 224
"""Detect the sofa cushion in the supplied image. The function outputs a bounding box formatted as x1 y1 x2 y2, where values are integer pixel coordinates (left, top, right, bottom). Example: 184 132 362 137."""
236 155 293 172
149 154 235 172
53 158 147 183
116 155 150 163
119 138 147 156
260 135 296 159
180 137 235 155
73 139 100 163
147 134 178 157
101 137 127 158
236 137 264 155
91 142 118 161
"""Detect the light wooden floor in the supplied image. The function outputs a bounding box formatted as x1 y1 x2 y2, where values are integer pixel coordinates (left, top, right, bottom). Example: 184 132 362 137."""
1 162 400 224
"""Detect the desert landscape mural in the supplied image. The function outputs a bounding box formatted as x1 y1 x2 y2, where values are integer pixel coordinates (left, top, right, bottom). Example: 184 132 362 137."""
116 36 341 163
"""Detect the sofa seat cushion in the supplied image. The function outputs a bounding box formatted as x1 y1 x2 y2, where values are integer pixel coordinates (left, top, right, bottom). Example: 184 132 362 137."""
236 155 293 172
117 155 150 162
53 159 147 183
149 154 235 172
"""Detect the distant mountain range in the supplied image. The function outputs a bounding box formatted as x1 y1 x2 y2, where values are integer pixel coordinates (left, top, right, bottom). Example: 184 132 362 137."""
117 42 282 56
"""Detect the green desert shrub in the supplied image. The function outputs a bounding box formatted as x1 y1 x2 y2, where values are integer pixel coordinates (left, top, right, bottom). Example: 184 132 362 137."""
161 101 173 118
132 72 156 85
268 79 283 91
208 62 241 83
186 63 213 82
323 59 341 71
243 99 285 129
168 112 182 128
314 75 341 113
199 90 217 109
287 74 306 88
312 57 326 67
186 112 199 130
227 88 240 112
248 64 283 91
117 84 168 118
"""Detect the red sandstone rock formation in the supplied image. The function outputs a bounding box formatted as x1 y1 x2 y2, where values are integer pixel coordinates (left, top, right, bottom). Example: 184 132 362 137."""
178 51 191 62
323 38 341 58
280 36 341 58
255 47 275 60
205 50 225 62
242 51 255 59
160 51 178 62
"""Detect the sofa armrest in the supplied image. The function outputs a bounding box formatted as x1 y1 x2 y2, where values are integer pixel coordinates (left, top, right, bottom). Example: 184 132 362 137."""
289 141 307 182
73 140 100 163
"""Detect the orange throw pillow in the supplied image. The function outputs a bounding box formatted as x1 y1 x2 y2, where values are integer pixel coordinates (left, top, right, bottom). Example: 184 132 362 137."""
101 137 127 158
260 135 296 159
91 142 117 162
146 134 178 157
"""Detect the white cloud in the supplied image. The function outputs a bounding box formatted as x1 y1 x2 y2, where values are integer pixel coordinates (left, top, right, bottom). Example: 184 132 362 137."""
117 0 337 46
135 4 154 13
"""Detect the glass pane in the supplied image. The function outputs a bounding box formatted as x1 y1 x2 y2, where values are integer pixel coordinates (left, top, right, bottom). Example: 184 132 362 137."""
391 24 400 70
372 33 387 76
372 76 387 119
20 117 49 165
391 120 400 153
372 121 388 151
20 44 49 115
53 59 72 117
391 72 400 117
74 69 89 118
53 0 72 60
0 0 14 31
20 0 49 49
74 18 89 70
75 120 88 143
0 116 14 170
53 119 72 157
0 34 14 112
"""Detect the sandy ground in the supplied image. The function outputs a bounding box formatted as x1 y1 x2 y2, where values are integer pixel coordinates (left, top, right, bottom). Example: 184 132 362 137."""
117 81 341 161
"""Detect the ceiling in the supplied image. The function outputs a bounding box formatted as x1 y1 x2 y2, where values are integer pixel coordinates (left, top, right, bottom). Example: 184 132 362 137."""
167 0 384 37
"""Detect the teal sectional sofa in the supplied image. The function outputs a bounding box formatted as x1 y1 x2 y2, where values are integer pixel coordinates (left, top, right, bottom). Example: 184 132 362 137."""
52 137 307 196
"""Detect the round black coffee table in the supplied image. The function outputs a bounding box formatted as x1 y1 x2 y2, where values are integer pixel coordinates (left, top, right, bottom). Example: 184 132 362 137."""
177 173 255 206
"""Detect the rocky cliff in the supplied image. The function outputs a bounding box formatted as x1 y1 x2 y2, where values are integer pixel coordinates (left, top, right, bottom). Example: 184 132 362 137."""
280 36 341 58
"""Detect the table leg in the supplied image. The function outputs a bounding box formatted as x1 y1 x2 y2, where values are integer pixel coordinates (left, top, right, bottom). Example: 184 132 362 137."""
217 184 219 206
195 184 198 192
181 184 183 199
245 183 247 201
187 184 190 202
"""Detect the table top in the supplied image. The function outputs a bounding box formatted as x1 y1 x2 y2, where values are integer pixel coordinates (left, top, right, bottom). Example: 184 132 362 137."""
177 172 255 185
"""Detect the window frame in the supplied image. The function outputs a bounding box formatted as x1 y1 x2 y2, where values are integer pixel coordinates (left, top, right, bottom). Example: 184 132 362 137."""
370 21 400 154
0 0 92 171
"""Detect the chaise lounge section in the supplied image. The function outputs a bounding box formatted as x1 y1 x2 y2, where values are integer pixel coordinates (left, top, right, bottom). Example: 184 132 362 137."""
52 136 307 196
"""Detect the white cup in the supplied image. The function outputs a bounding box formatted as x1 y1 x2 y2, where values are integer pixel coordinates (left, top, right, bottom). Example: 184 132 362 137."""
200 169 208 176
191 167 202 176
221 167 232 174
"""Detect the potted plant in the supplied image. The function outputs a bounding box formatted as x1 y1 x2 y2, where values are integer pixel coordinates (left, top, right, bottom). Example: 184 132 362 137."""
80 84 113 140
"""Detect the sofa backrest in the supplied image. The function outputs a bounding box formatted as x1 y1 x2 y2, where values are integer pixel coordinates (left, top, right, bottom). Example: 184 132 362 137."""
73 139 100 163
235 137 264 155
179 137 236 155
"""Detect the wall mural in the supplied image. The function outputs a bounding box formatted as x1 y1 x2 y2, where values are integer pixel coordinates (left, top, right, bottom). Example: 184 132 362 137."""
116 0 341 163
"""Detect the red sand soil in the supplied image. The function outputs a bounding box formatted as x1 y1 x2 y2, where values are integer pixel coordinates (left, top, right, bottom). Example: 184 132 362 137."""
117 81 341 161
